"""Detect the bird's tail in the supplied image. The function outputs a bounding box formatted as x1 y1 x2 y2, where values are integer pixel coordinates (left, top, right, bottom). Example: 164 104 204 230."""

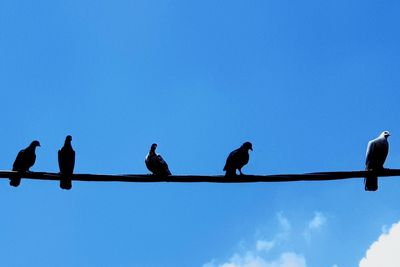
364 175 378 191
9 176 21 187
60 175 72 190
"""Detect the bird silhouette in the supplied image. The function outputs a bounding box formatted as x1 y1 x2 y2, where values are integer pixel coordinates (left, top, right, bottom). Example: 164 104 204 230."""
223 142 253 177
365 131 390 191
145 143 172 176
58 135 75 190
10 140 41 187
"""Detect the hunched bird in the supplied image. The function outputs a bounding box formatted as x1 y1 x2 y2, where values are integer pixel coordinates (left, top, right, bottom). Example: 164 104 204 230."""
223 142 253 177
145 143 172 176
10 140 41 187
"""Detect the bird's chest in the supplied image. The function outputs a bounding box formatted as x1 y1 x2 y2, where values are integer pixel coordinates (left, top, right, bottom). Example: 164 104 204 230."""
375 140 388 154
25 154 36 167
238 153 249 165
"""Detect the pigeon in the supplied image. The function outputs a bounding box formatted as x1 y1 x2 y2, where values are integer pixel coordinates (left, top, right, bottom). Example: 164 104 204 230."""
58 135 75 190
10 140 41 187
145 143 172 176
365 131 390 191
223 142 253 177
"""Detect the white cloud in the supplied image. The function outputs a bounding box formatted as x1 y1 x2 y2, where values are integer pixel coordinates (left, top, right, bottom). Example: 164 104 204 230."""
277 212 291 232
303 212 327 242
203 260 216 267
359 221 400 267
274 212 291 242
308 212 327 230
203 252 306 267
204 212 340 267
254 213 291 254
256 240 275 252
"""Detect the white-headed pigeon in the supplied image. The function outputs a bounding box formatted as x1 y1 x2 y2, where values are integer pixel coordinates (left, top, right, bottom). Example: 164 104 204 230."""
365 131 390 191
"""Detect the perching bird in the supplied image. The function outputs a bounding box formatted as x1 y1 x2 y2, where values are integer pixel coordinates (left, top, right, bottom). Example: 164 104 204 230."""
145 143 172 176
223 142 253 177
10 140 41 187
58 135 75 190
365 131 390 191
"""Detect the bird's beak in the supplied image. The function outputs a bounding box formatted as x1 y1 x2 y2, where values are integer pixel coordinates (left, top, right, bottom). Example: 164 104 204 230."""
250 148 253 151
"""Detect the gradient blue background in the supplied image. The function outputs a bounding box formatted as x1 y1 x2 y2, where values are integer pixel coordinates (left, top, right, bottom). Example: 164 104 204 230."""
1 0 399 266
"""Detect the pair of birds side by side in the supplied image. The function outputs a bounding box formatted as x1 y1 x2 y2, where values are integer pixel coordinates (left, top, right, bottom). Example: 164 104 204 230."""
221 132 392 190
220 132 391 189
144 142 254 177
10 136 75 190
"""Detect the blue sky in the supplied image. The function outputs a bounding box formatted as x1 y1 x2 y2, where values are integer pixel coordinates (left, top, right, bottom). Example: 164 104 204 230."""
1 0 400 266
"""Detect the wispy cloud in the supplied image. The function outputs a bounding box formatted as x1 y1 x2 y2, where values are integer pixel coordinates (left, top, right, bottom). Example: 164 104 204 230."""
303 212 327 241
308 212 327 230
203 252 306 267
202 211 331 267
273 212 291 243
256 240 275 253
359 221 400 267
277 212 291 232
254 212 291 254
203 212 308 267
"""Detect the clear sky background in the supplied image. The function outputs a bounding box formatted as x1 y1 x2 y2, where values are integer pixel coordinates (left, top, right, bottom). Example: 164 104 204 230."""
1 1 400 266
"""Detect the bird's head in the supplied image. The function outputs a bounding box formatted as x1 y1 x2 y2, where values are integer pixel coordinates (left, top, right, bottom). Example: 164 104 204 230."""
242 142 253 151
381 131 391 139
151 143 158 151
31 140 41 147
66 135 72 142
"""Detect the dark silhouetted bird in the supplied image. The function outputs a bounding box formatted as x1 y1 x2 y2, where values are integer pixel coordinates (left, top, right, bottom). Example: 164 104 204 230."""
10 140 41 187
365 131 390 191
145 143 172 176
223 142 253 177
58 135 75 190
